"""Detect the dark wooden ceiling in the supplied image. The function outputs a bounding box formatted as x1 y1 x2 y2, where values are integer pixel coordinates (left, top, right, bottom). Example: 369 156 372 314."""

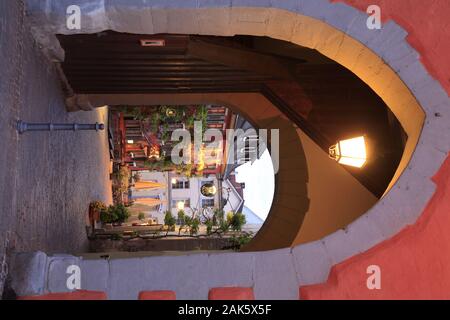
58 33 287 93
57 32 406 198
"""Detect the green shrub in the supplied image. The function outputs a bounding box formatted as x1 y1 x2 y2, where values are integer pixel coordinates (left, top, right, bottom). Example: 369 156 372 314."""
111 233 122 241
184 215 192 227
100 204 130 224
138 212 145 221
164 210 176 227
229 232 254 250
150 113 160 133
190 218 200 236
114 166 130 194
226 211 234 225
177 210 186 235
205 219 213 235
90 200 107 212
230 212 246 232
177 210 185 223
213 208 224 225
100 210 116 224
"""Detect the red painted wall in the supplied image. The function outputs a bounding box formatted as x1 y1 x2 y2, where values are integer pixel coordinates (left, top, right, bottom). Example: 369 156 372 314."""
301 0 450 299
301 153 450 299
334 0 450 96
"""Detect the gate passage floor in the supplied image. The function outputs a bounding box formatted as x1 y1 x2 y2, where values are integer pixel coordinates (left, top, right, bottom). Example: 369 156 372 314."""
0 1 112 291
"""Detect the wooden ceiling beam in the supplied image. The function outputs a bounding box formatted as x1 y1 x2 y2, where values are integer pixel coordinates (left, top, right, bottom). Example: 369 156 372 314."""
186 38 297 80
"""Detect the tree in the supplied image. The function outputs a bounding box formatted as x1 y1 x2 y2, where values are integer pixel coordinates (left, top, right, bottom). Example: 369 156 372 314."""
184 215 193 231
213 208 224 226
226 211 234 225
164 210 176 235
205 219 213 235
177 210 186 235
219 220 229 234
190 217 200 236
230 211 246 232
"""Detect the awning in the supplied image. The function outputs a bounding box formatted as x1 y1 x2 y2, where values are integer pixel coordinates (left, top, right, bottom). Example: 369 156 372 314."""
133 197 165 206
133 181 165 190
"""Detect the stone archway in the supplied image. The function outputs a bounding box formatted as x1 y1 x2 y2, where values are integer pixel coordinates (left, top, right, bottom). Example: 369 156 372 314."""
16 0 449 299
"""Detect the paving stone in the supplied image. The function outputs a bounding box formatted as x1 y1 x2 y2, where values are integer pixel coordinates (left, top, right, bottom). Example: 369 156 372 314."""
398 60 435 95
269 0 300 12
232 0 271 7
206 252 255 288
321 2 361 32
9 252 48 296
345 12 383 45
266 9 297 41
413 79 450 111
142 254 209 300
341 213 387 256
297 0 332 20
406 141 449 179
47 255 82 293
321 229 365 265
2 1 112 291
199 0 232 8
292 240 333 286
254 248 299 299
80 258 109 292
382 42 420 73
108 253 210 300
366 20 408 54
107 258 146 300
229 7 271 36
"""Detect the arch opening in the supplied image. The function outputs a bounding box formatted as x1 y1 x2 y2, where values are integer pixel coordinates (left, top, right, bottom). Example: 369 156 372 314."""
57 29 412 252
12 1 449 300
97 102 275 252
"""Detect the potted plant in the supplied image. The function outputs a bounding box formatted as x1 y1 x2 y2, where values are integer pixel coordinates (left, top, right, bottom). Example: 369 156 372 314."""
89 201 107 224
100 204 131 226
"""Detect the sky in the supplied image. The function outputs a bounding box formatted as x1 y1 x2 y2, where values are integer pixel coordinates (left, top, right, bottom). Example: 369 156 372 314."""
234 150 275 221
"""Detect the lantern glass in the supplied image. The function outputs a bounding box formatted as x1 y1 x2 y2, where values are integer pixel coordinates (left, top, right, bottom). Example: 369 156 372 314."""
201 183 217 197
176 201 185 210
329 136 367 168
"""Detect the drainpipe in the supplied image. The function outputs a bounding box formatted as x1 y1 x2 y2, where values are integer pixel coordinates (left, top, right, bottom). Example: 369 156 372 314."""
17 120 104 134
167 172 172 213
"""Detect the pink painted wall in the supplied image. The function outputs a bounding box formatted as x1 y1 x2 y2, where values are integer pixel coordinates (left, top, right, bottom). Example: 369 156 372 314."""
301 0 450 299
334 0 450 96
301 154 450 299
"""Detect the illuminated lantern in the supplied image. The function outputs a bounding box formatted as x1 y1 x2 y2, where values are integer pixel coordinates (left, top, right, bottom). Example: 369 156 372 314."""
165 108 176 118
176 201 185 210
329 136 367 168
201 183 217 197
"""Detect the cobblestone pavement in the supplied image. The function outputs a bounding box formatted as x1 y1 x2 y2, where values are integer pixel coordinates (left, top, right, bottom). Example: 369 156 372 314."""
0 1 112 295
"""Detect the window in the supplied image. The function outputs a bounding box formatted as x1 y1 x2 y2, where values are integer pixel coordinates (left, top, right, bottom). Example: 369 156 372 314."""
172 199 190 209
172 180 190 189
202 199 215 208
